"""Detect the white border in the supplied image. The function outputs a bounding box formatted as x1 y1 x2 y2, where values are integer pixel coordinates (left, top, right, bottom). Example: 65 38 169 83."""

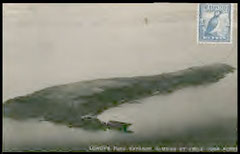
197 3 234 44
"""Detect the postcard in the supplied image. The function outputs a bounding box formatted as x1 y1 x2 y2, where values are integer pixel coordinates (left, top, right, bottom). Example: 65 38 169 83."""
3 3 238 152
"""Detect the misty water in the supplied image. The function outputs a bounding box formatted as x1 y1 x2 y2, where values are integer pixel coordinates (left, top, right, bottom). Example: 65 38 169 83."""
3 3 237 151
3 71 237 151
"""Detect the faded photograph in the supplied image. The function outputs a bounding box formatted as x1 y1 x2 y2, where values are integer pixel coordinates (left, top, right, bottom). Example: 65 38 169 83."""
2 3 238 152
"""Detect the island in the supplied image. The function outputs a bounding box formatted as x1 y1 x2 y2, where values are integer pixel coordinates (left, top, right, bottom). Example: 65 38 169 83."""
3 63 235 133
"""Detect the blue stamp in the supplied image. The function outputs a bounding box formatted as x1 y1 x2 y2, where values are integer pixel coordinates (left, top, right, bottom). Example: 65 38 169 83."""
198 3 233 43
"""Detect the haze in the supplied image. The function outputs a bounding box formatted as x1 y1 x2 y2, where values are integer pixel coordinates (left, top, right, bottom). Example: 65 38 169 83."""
3 3 238 151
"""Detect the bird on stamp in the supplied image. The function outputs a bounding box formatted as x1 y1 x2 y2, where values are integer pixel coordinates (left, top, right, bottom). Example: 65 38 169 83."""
204 10 222 36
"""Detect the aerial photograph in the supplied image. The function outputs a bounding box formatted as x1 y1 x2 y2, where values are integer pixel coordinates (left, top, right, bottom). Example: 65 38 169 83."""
2 3 238 152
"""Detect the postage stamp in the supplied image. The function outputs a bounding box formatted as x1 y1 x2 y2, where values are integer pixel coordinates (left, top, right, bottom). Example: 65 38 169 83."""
198 3 233 43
